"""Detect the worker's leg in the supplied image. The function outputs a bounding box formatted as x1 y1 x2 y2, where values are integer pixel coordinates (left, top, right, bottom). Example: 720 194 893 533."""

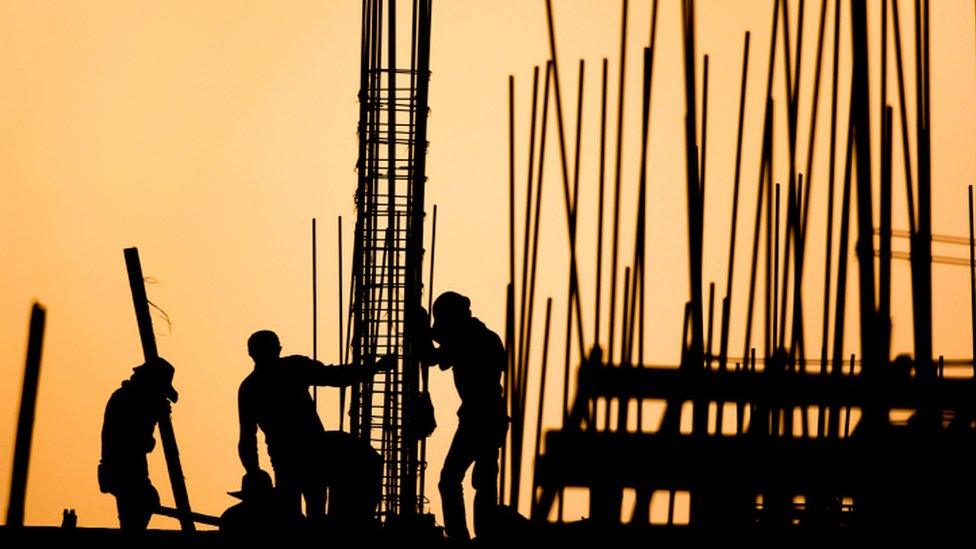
439 424 477 541
273 466 303 519
471 439 502 539
302 479 326 521
116 480 158 533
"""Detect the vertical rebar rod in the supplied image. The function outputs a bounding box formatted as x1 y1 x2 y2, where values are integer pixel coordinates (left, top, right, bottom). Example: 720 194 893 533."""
880 108 893 361
567 58 588 370
543 0 587 358
890 0 918 234
531 298 554 518
562 58 586 433
719 31 751 371
520 62 552 415
502 283 514 505
510 75 516 303
912 0 933 382
607 0 629 362
680 0 705 383
707 282 715 369
830 126 855 437
593 58 609 348
636 0 659 434
700 54 710 200
420 204 437 506
313 218 318 407
504 74 516 504
774 183 781 350
515 68 541 485
800 0 830 242
818 0 842 436
514 62 552 511
744 100 772 375
743 0 781 362
850 0 880 381
339 217 346 431
970 185 976 374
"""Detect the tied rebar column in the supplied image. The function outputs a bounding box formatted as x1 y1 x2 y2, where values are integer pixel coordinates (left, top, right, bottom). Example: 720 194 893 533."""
349 0 433 520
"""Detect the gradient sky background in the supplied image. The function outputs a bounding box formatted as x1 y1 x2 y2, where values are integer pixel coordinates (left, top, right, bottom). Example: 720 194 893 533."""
1 0 974 530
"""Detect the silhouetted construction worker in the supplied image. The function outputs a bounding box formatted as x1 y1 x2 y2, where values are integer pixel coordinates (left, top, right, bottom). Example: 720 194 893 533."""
98 357 179 532
420 292 508 542
237 330 388 522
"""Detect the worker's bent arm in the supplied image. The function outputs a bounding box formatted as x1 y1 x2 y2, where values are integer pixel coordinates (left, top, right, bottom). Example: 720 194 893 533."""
423 346 454 371
237 383 260 473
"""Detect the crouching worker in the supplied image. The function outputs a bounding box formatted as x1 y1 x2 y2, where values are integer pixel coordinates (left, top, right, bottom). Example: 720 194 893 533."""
220 470 298 542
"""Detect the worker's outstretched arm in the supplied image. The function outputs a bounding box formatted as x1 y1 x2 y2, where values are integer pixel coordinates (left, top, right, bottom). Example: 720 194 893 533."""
287 355 395 387
237 383 260 473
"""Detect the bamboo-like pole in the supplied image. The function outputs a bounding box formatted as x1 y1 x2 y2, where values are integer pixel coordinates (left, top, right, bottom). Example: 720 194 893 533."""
123 248 195 532
5 303 46 528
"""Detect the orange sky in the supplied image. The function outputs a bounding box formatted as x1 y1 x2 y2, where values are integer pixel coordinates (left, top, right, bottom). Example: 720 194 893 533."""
1 0 974 530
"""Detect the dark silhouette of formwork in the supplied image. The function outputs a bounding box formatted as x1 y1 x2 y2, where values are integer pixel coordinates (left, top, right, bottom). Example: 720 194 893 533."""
347 0 434 521
508 0 976 534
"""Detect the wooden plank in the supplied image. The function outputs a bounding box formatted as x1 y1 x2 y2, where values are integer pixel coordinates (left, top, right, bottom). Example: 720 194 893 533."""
123 248 195 532
5 303 46 527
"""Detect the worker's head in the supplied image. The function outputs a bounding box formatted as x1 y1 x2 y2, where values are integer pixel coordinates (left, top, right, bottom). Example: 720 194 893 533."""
228 470 273 502
248 330 282 365
431 291 471 344
131 357 179 403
